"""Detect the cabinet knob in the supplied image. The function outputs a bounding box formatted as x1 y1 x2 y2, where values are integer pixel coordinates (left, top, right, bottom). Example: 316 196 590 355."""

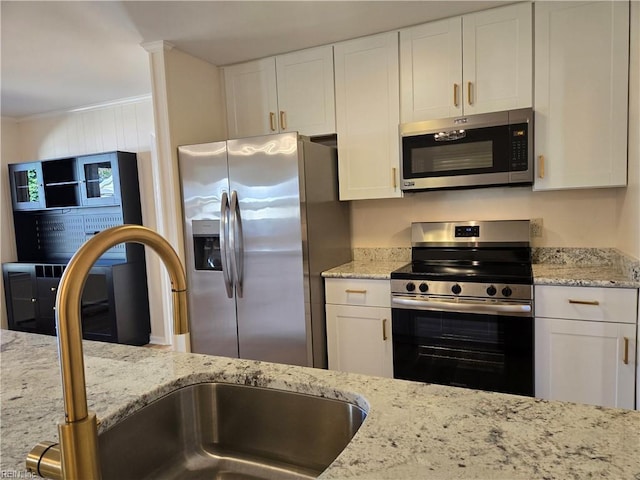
50 287 57 292
31 298 36 303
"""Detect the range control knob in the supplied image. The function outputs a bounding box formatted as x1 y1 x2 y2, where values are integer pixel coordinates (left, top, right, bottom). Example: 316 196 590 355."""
451 284 462 295
419 283 428 293
406 282 416 292
502 286 513 297
486 285 497 296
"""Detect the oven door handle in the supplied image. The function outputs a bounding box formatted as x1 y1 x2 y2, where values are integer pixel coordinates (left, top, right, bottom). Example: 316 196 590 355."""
391 296 532 314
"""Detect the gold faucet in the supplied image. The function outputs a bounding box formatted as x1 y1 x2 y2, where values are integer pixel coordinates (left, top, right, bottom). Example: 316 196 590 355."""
26 225 189 480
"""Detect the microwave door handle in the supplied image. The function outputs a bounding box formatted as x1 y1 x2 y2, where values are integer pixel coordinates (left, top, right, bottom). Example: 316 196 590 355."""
391 296 532 314
229 190 244 298
219 192 233 298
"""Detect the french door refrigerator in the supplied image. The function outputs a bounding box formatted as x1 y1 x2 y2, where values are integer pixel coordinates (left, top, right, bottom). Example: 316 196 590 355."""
178 132 351 368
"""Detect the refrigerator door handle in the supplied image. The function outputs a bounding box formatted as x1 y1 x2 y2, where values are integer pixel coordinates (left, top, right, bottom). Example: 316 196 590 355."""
229 190 245 298
219 192 234 298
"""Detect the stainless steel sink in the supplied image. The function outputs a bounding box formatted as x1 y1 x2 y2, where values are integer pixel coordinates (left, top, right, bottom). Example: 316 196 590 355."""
98 383 367 480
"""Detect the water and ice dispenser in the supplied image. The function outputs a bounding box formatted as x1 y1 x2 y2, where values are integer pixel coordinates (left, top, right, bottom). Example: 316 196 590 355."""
192 220 222 271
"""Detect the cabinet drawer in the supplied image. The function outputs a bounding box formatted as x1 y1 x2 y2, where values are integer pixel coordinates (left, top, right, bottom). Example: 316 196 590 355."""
535 285 638 324
325 278 391 308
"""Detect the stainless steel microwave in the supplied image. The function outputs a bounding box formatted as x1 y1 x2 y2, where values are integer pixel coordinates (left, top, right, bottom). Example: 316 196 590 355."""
400 108 533 192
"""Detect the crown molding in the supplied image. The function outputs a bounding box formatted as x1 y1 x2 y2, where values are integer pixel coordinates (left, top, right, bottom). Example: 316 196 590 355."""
141 41 175 54
15 94 152 123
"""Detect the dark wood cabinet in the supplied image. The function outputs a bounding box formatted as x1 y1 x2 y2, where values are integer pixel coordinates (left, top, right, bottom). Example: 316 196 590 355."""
3 151 151 345
2 262 151 345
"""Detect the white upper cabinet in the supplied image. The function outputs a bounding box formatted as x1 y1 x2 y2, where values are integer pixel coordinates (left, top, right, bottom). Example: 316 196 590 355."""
534 1 629 190
334 31 401 200
400 2 532 123
224 46 335 139
224 58 278 139
275 47 336 136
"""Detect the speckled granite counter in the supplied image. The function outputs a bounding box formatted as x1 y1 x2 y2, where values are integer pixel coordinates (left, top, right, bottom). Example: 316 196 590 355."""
322 261 407 280
323 247 640 288
532 263 640 288
2 330 639 479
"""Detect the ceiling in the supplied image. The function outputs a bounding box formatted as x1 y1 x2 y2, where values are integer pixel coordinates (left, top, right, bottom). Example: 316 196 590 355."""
1 0 505 119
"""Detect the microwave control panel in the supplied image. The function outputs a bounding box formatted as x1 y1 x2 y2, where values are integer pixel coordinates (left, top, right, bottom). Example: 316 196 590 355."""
509 123 529 172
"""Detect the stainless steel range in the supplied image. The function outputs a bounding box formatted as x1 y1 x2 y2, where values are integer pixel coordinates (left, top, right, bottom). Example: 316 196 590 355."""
391 220 534 396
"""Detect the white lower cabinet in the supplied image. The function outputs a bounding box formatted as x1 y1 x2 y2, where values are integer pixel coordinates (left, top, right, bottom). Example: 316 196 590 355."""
325 278 393 378
535 285 638 409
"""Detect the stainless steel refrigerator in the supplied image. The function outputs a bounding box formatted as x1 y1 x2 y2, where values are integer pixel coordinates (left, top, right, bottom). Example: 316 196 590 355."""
178 132 351 368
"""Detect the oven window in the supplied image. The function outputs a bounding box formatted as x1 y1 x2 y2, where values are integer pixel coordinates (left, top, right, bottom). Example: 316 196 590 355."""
411 141 493 173
392 308 533 396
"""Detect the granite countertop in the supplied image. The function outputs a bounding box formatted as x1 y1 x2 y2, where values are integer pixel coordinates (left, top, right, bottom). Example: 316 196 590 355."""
2 330 639 479
532 263 640 288
322 260 408 280
323 257 640 288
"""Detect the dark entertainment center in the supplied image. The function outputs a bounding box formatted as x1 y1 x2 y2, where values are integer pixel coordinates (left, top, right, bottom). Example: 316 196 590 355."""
2 151 151 345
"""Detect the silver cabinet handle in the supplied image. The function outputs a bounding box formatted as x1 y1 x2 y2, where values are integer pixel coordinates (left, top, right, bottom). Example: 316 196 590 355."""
229 190 244 298
220 192 233 298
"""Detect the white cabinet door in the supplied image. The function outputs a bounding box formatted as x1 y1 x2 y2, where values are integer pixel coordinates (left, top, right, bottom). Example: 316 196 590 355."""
326 304 393 378
462 2 532 115
534 1 629 190
276 46 335 136
535 317 636 409
400 17 462 122
224 47 336 139
400 2 531 122
334 31 401 200
224 58 278 139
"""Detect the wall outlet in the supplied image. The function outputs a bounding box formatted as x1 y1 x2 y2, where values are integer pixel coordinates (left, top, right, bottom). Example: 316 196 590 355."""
530 218 543 238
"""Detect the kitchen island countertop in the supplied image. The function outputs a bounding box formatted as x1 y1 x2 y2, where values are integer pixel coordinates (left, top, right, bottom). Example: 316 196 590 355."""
2 329 639 480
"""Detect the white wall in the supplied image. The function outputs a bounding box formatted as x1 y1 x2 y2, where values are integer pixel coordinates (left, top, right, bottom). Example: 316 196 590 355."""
351 187 624 248
145 44 226 348
1 118 21 328
616 1 640 260
0 97 169 340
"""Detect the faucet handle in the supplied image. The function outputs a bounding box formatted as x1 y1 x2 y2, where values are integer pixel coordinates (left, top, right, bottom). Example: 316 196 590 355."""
26 441 61 479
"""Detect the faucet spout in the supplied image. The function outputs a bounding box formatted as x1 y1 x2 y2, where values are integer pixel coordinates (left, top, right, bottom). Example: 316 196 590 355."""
26 225 189 480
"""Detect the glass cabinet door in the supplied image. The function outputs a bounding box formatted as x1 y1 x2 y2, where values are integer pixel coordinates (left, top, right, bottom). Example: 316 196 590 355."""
5 269 38 332
9 162 45 210
77 154 119 206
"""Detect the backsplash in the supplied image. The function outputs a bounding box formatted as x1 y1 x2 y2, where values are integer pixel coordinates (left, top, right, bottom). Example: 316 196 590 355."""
352 248 410 262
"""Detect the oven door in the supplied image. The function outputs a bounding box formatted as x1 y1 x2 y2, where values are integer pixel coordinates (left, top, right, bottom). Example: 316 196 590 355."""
391 301 534 396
